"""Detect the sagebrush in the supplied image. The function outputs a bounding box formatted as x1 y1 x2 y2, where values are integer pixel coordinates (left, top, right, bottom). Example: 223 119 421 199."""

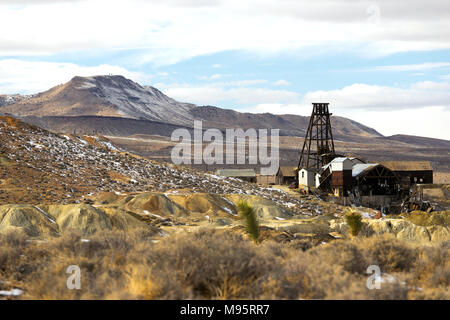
0 229 448 300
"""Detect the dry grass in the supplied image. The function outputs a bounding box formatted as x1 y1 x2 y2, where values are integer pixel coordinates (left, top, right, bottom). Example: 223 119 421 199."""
0 228 448 300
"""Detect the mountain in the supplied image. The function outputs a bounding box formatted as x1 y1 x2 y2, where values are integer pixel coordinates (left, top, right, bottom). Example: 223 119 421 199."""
0 75 382 140
379 134 450 148
0 75 196 125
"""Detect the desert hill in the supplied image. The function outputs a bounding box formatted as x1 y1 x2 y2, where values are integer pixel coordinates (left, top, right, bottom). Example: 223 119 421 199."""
1 75 382 140
379 134 450 149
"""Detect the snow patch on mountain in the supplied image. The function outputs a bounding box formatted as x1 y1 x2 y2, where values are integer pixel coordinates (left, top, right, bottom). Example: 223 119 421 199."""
75 75 195 126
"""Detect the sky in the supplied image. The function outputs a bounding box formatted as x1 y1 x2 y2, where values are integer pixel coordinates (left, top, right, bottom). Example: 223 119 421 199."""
0 0 449 139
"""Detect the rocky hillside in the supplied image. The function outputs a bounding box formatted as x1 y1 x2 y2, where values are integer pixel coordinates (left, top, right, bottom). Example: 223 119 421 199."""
0 94 31 107
0 116 310 213
0 116 447 246
1 75 382 140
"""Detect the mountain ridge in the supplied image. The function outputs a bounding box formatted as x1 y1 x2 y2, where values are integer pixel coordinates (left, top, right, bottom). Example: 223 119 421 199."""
0 74 386 140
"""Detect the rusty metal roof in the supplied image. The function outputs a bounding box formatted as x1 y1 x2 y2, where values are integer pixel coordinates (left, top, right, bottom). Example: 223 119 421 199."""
380 161 432 171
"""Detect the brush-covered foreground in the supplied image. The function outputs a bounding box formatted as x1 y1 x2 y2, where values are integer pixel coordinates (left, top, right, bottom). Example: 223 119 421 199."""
0 228 448 300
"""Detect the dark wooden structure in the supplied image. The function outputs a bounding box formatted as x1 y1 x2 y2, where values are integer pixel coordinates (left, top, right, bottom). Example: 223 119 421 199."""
380 161 433 185
352 164 399 196
257 166 296 185
278 166 297 185
331 170 352 189
297 103 336 170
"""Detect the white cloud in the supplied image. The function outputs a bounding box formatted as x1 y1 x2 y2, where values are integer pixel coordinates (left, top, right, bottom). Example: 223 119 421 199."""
209 74 223 80
0 59 148 94
367 62 450 72
302 82 450 110
161 84 299 106
347 106 450 140
0 0 449 65
250 103 450 140
273 79 290 86
158 79 450 114
229 79 268 86
212 64 221 68
199 74 229 81
246 81 450 139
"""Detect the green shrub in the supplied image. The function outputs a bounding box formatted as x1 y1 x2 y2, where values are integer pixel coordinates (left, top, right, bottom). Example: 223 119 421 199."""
345 209 362 236
237 200 260 243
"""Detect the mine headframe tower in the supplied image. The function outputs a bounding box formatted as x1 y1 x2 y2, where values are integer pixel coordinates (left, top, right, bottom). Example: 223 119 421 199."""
297 102 336 170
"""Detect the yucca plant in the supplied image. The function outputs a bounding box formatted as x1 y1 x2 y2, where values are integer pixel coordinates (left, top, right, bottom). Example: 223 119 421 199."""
345 208 363 237
237 200 260 243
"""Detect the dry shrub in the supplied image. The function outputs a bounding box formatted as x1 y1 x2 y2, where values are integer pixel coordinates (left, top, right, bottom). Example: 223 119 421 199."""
307 240 368 274
286 238 315 251
263 248 378 300
140 228 280 299
0 228 448 300
361 235 418 272
0 229 29 278
409 241 449 289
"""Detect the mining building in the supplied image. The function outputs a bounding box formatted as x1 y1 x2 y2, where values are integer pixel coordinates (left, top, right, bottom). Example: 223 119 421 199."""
296 103 434 212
